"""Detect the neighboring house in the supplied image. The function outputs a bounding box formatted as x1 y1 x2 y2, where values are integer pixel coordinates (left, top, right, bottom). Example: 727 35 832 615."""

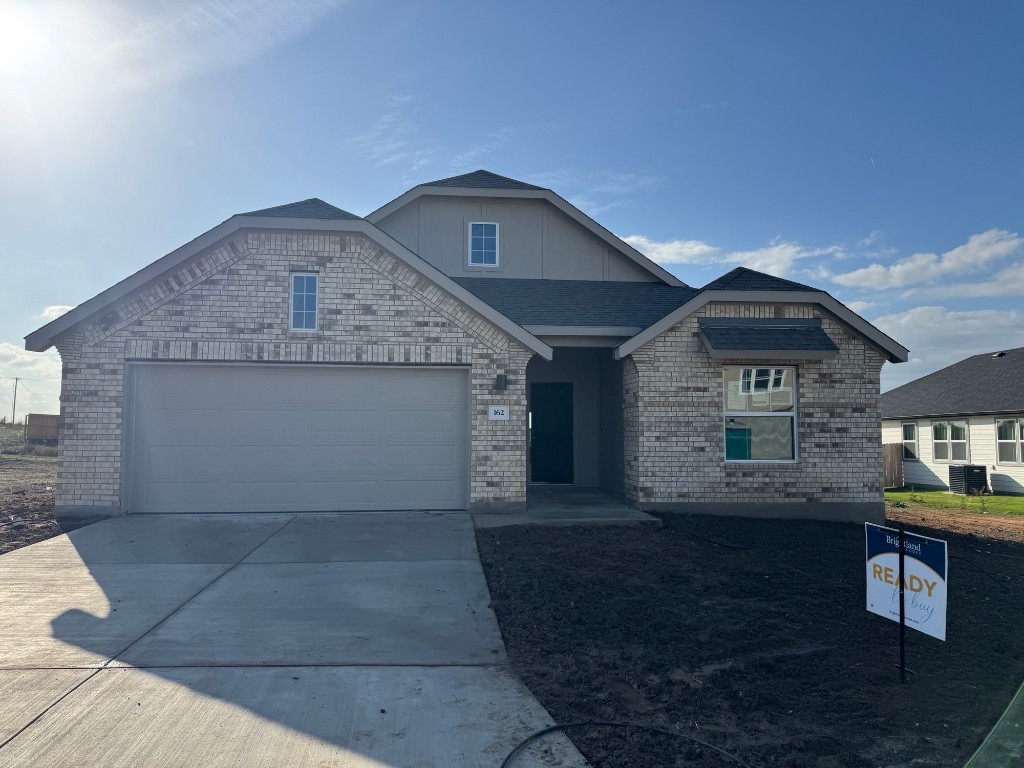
881 347 1024 495
26 170 908 522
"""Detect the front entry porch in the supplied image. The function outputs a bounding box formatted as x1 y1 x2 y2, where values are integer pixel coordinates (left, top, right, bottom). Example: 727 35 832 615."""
473 486 658 528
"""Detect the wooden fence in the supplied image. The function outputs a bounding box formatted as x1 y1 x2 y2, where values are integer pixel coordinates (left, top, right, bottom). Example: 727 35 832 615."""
24 413 59 444
882 443 903 488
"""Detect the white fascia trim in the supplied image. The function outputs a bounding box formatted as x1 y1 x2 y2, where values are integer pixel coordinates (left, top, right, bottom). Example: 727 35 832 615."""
613 289 910 363
25 215 554 361
366 185 686 288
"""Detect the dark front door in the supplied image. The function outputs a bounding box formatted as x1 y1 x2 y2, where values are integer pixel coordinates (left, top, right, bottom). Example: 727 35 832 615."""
530 383 573 484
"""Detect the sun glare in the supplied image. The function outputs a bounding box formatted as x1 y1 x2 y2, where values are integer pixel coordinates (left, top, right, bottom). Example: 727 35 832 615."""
0 3 52 77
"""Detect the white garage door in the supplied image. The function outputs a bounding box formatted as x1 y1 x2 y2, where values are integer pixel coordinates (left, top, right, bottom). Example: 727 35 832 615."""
128 364 469 513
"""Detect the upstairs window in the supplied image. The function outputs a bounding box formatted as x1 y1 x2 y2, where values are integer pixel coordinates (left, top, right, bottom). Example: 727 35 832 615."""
290 273 318 331
723 366 797 462
932 420 968 461
469 222 498 266
902 423 918 461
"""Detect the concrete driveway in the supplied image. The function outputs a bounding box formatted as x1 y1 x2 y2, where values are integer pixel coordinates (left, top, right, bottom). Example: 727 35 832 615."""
0 513 587 767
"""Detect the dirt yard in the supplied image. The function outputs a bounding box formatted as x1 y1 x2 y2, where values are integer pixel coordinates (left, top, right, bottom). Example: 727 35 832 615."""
0 424 98 555
477 512 1024 767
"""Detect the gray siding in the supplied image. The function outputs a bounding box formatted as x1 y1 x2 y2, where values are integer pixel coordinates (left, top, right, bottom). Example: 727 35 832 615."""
377 196 658 283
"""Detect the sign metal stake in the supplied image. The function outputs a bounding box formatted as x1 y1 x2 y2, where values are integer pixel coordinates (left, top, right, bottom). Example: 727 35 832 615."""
898 525 907 684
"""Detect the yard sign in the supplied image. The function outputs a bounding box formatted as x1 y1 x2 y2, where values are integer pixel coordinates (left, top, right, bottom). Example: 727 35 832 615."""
865 523 948 641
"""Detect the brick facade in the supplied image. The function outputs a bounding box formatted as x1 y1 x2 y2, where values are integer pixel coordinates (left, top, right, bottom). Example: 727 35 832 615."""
52 227 887 521
620 302 886 520
54 231 531 512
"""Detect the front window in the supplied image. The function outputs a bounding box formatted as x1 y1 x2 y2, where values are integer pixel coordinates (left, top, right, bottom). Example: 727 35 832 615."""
902 423 918 461
468 222 498 266
290 273 318 331
932 420 968 462
724 367 796 461
996 418 1022 464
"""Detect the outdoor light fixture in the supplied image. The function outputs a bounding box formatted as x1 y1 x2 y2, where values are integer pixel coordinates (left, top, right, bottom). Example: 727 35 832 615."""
494 373 508 391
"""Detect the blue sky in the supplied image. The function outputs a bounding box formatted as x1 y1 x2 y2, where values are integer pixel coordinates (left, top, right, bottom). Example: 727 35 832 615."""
1 0 1022 417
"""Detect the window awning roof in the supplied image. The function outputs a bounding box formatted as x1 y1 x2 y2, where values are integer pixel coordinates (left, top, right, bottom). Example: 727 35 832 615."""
697 317 839 360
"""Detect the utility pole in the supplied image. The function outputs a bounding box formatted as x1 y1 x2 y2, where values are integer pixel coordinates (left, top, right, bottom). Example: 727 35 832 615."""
11 377 18 424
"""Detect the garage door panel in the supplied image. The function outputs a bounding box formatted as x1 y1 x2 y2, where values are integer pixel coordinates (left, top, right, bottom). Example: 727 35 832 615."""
143 479 464 513
139 443 462 478
140 406 464 438
130 365 469 513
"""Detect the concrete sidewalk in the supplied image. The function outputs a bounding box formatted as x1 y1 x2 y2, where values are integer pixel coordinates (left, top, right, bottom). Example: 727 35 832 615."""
0 513 587 767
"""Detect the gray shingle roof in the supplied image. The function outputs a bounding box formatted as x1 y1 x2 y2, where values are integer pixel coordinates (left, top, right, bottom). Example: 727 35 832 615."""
881 347 1024 419
698 318 839 353
701 267 820 292
239 198 360 220
453 278 697 327
422 170 545 191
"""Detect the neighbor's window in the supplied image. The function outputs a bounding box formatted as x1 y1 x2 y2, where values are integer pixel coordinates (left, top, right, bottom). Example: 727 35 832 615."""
468 222 498 266
290 273 318 331
723 367 796 462
902 423 918 461
932 420 968 462
996 418 1022 464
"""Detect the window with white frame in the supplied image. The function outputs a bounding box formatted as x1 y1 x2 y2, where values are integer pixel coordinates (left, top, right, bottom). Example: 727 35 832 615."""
996 418 1022 464
468 222 498 266
290 273 318 331
902 423 918 461
932 420 968 461
723 367 796 462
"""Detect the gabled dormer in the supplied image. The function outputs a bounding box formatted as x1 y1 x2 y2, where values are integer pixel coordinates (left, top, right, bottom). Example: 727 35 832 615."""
367 170 684 285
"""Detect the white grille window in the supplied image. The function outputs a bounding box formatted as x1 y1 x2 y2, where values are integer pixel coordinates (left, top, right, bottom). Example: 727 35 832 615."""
901 423 918 461
996 418 1021 464
932 420 968 462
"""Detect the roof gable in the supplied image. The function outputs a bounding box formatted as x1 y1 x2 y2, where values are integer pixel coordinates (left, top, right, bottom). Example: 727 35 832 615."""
367 169 685 287
881 347 1024 418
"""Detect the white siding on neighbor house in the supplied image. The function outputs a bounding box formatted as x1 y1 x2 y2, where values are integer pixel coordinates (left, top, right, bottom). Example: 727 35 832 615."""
883 417 1024 494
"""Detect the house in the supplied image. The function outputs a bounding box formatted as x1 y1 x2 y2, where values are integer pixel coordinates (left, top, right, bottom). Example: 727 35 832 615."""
881 347 1024 495
26 170 908 522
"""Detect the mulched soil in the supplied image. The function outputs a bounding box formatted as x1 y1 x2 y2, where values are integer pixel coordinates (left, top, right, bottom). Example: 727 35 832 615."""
0 455 96 555
477 513 1024 768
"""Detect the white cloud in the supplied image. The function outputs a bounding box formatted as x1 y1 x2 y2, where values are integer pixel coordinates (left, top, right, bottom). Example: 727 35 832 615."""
0 343 62 420
845 300 876 315
723 241 844 278
36 305 75 321
832 229 1022 290
622 234 720 265
923 261 1024 298
623 234 842 276
873 306 1024 391
349 94 437 172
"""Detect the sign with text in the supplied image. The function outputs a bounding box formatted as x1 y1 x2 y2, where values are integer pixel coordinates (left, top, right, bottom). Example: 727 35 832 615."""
865 523 948 641
488 405 510 421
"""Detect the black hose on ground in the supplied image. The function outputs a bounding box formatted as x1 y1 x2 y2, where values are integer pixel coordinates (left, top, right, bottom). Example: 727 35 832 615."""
499 720 755 768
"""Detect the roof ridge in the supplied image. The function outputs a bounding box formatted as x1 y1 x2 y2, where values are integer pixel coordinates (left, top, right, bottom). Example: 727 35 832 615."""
421 169 545 191
238 198 360 220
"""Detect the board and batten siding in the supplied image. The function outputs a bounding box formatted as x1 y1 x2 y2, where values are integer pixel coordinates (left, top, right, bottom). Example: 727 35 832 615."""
883 417 1024 495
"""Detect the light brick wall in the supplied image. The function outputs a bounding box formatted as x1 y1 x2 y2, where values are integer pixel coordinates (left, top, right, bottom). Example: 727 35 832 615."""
622 302 886 508
54 231 530 511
